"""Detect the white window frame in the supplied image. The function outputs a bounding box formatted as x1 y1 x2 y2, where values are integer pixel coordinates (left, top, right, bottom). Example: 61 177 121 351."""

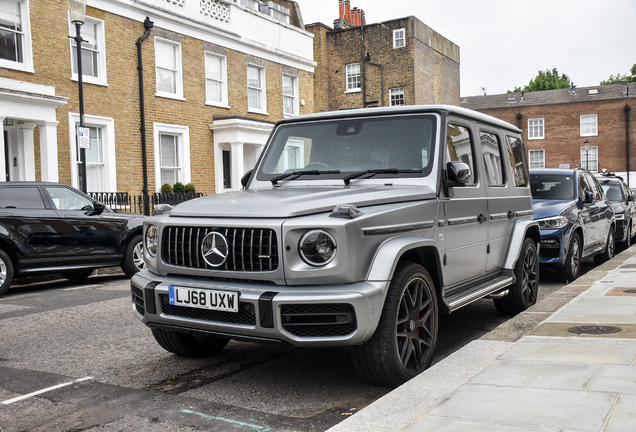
393 28 405 48
69 15 107 86
528 149 545 169
282 74 298 117
204 51 229 108
0 0 34 72
153 123 191 192
528 118 544 140
67 113 117 192
345 63 361 93
154 37 184 100
390 87 405 106
247 64 267 114
581 146 599 172
580 114 598 137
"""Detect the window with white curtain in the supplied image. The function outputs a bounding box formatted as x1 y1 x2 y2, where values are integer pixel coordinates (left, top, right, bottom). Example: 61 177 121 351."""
247 65 266 112
393 28 405 48
580 114 598 137
528 149 545 169
283 74 297 116
153 123 190 191
528 118 544 140
155 38 183 98
69 16 106 85
205 52 228 107
0 0 33 71
346 63 361 92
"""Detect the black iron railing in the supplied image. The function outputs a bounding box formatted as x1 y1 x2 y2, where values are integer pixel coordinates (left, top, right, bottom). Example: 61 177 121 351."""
88 192 204 216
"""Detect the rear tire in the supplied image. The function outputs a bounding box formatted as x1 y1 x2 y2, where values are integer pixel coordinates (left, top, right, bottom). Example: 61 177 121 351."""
0 249 15 296
594 227 615 265
151 328 230 357
61 269 94 281
620 224 631 250
122 234 144 278
558 233 581 283
351 262 438 387
494 237 539 315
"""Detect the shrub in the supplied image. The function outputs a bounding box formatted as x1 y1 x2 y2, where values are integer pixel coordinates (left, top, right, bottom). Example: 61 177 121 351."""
173 182 185 193
185 182 196 193
161 183 173 193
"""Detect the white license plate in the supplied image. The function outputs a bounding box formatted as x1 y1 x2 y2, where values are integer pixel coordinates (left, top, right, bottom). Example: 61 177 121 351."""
168 286 239 313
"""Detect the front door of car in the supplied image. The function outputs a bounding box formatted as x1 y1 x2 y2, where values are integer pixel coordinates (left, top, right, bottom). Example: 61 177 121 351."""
0 185 64 271
588 173 613 249
44 186 125 267
442 121 488 287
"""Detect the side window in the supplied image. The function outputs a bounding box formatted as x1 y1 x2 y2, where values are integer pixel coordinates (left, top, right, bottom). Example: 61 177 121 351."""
479 131 504 186
504 135 528 187
446 123 476 184
587 174 603 201
45 187 93 211
579 174 594 201
0 187 45 209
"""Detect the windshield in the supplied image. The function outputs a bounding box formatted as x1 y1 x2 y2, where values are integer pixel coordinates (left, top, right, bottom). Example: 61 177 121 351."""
600 183 624 202
257 115 436 182
530 174 575 200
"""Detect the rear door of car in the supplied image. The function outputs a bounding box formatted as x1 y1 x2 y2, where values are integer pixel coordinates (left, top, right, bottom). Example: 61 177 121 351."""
0 185 65 272
43 185 126 267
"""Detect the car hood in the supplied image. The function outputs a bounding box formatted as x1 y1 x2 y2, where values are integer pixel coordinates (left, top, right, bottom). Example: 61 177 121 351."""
532 199 576 220
611 202 627 215
169 184 436 218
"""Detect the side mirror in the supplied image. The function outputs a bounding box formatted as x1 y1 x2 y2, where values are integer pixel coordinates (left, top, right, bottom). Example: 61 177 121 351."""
90 201 105 215
153 203 173 215
582 191 594 204
447 161 471 185
628 194 635 202
241 169 253 189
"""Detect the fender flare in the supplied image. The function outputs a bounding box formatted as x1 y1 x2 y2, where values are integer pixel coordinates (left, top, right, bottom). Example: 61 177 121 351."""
503 219 541 273
366 235 441 282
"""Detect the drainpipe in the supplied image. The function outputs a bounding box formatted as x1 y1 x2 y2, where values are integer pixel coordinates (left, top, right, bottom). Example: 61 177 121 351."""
137 17 153 216
626 104 631 187
516 113 523 131
360 11 366 107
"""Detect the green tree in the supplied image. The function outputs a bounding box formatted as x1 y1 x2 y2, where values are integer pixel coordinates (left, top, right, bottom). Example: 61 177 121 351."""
600 63 636 85
509 68 572 93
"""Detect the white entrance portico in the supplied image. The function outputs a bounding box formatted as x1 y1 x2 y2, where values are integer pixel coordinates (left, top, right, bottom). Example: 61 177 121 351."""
0 77 68 182
209 118 274 193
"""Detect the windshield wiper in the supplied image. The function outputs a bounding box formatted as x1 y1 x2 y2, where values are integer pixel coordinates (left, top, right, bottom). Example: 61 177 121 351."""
271 170 341 186
343 168 422 185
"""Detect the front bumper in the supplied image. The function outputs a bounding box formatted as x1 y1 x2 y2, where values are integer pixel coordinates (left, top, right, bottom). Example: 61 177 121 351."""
538 228 567 267
131 270 388 347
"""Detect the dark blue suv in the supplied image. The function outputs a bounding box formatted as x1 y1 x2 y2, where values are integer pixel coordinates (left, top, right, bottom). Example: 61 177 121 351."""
530 168 615 282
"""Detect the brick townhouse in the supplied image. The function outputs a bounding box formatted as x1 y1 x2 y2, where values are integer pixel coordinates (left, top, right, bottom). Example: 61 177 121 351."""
461 83 635 186
306 0 460 111
0 0 315 199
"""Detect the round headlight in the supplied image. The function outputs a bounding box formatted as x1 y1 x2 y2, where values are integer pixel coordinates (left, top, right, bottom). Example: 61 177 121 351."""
298 230 337 266
145 225 158 257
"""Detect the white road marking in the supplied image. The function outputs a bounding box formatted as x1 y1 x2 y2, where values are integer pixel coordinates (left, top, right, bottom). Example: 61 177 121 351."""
63 285 101 291
1 377 94 405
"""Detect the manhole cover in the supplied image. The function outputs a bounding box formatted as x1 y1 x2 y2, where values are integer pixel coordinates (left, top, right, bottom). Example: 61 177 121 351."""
567 325 623 335
623 289 636 294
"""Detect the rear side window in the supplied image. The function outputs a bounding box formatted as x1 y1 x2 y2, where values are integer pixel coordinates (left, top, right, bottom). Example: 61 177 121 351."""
504 135 528 187
446 123 476 184
0 187 46 209
479 131 504 186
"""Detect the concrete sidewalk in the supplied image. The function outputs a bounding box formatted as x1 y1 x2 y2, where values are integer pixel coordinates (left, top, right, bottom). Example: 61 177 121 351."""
328 247 636 432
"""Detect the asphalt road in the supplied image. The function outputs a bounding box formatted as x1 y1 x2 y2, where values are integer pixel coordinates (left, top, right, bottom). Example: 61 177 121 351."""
0 263 588 432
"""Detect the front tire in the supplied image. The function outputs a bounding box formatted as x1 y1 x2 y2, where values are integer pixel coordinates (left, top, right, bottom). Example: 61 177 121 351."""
558 233 581 283
594 227 615 265
351 262 438 387
122 234 144 278
0 249 15 296
620 224 632 250
151 328 230 357
494 237 539 315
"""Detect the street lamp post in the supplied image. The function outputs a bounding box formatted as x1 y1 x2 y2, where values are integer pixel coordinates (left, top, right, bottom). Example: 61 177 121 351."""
67 0 88 193
584 139 591 171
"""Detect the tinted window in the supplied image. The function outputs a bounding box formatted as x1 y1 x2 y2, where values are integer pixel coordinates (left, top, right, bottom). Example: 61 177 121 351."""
504 136 528 187
0 187 46 209
45 187 93 211
600 182 624 202
530 174 574 200
479 131 504 186
446 124 476 184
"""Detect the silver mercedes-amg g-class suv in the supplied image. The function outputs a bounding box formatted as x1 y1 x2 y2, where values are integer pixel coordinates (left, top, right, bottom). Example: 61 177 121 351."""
132 105 540 387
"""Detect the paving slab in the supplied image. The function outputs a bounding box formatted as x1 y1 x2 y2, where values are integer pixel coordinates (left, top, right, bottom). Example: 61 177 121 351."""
427 384 615 431
605 394 636 432
404 416 558 432
499 337 636 364
586 365 636 396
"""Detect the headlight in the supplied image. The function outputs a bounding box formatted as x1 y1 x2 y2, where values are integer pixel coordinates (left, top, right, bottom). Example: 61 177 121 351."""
615 213 625 220
298 230 337 266
537 216 569 230
145 225 158 257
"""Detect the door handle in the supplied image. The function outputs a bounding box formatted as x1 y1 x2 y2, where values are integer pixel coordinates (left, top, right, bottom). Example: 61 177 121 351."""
478 213 487 223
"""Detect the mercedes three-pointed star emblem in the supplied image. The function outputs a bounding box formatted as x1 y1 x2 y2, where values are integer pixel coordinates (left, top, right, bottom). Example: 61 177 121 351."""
201 232 229 267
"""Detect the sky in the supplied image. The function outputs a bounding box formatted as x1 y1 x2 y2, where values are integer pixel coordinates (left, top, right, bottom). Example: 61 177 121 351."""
293 0 635 97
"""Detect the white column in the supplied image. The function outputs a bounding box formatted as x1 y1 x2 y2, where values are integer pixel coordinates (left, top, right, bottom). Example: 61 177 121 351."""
0 118 6 182
18 122 37 181
230 141 244 191
38 121 60 182
214 141 225 194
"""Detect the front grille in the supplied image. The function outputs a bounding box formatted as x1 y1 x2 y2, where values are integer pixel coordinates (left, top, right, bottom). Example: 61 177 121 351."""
281 304 357 337
159 294 256 325
162 226 279 272
131 284 145 315
540 248 560 259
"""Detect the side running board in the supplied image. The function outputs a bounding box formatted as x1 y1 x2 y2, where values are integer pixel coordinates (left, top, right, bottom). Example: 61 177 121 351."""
443 276 513 313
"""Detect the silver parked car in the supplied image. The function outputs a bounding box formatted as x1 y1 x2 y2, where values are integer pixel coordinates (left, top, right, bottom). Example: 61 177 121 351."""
132 105 540 387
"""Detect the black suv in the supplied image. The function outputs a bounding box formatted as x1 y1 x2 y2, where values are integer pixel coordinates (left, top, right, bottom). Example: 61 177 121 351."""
0 182 145 296
595 172 636 248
